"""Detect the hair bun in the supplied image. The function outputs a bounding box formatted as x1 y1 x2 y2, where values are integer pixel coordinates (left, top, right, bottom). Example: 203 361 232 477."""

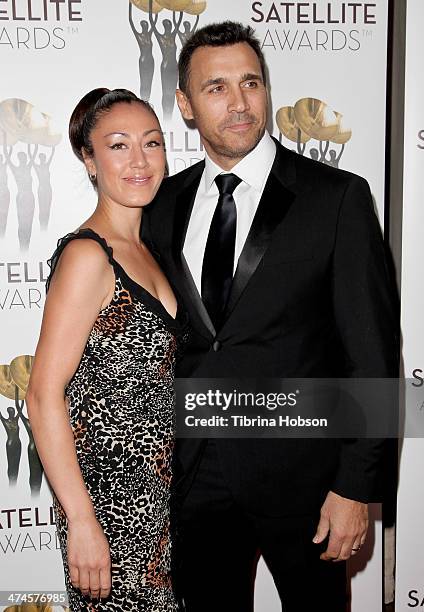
68 88 111 162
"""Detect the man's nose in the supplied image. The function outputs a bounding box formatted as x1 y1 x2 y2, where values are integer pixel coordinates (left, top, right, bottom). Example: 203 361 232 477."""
227 87 250 114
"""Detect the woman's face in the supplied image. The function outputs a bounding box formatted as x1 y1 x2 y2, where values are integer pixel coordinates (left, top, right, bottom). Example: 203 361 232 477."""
84 102 166 209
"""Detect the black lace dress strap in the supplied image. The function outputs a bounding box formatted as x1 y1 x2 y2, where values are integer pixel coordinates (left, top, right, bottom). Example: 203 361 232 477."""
46 228 114 293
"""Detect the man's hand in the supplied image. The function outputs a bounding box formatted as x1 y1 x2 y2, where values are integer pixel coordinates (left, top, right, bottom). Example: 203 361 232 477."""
312 491 368 561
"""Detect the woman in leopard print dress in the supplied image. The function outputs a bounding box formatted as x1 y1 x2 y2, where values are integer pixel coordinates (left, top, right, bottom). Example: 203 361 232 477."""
27 89 186 610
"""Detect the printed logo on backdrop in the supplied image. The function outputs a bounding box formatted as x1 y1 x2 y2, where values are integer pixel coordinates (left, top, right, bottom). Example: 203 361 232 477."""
0 356 63 563
0 497 60 556
128 0 207 121
0 98 61 252
0 355 43 495
0 257 49 311
411 369 424 413
0 0 83 50
251 1 377 52
408 589 424 607
276 98 351 167
418 129 424 149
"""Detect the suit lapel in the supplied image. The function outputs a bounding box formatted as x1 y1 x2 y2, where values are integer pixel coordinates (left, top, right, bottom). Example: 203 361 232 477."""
172 163 216 339
171 141 297 337
223 142 297 321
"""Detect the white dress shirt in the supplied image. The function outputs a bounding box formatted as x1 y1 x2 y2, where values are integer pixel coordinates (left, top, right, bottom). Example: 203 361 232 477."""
183 131 277 295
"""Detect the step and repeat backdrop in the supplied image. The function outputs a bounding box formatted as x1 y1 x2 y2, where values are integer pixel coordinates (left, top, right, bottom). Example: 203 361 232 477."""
0 1 391 610
395 0 424 610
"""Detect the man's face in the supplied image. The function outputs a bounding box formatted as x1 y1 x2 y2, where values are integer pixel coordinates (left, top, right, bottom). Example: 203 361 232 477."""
176 42 268 168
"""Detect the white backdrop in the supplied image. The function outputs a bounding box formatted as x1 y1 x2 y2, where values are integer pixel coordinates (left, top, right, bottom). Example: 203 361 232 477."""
395 0 424 609
0 1 391 610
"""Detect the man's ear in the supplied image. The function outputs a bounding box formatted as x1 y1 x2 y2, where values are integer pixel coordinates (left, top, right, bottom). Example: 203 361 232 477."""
176 89 194 121
81 148 97 178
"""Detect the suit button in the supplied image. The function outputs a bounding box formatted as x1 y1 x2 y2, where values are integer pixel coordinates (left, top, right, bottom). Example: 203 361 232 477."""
212 340 221 352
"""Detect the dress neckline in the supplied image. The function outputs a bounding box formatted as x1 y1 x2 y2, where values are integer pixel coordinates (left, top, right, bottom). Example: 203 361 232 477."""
76 227 180 325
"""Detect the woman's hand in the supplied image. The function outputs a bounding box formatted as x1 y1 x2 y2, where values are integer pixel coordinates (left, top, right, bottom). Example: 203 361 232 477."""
67 515 112 600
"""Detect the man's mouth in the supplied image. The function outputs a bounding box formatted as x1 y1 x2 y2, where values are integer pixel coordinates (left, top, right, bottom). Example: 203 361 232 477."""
225 122 253 132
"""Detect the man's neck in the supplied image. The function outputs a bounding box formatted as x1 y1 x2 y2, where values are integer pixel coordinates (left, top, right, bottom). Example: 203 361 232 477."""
203 146 242 172
202 132 268 172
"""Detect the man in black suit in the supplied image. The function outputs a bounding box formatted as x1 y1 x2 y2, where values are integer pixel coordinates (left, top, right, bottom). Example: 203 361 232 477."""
145 21 399 612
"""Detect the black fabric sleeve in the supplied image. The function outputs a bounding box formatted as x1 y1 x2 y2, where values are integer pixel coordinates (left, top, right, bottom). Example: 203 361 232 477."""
329 176 400 502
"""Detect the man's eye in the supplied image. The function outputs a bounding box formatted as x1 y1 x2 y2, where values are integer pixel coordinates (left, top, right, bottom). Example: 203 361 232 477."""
209 85 223 93
245 81 258 88
110 143 126 150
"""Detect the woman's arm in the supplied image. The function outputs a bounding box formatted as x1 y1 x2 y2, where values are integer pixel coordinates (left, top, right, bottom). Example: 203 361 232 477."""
26 239 114 600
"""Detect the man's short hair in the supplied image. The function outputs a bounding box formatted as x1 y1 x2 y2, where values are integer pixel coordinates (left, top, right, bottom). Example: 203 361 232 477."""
178 21 267 95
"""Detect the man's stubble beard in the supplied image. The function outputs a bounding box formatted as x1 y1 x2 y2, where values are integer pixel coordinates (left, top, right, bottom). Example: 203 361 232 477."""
206 123 266 161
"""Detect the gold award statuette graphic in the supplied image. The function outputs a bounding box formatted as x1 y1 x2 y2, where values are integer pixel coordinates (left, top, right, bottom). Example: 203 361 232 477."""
0 98 61 250
276 97 352 168
0 355 45 495
183 0 207 15
129 0 207 121
0 99 61 147
157 0 192 10
132 0 207 12
131 0 164 12
276 106 311 145
0 363 26 401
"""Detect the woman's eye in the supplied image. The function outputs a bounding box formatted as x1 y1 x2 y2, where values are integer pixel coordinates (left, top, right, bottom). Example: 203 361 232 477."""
146 140 162 148
110 143 126 150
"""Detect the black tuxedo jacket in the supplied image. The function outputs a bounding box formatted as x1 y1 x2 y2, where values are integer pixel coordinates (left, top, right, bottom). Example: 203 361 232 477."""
144 139 399 517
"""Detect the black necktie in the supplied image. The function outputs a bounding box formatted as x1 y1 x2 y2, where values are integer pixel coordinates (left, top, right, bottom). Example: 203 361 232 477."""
201 173 242 329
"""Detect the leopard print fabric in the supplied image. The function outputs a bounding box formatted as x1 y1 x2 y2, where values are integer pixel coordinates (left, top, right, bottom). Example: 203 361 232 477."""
47 229 187 611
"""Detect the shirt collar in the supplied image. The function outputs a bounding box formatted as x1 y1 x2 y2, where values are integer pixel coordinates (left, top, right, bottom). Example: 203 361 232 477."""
204 131 276 193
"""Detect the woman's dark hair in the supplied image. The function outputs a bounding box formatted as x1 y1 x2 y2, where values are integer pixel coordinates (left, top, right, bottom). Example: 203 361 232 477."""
69 88 158 185
178 21 267 95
